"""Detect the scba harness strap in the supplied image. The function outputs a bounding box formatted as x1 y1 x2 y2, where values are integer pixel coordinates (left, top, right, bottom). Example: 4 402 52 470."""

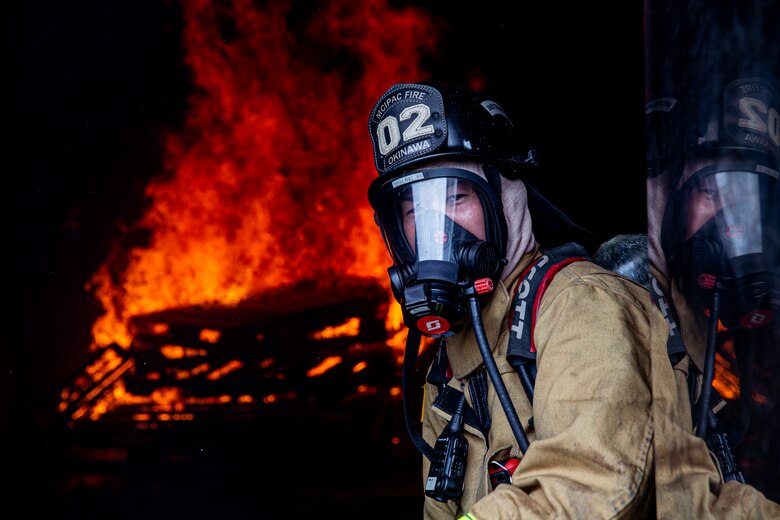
506 242 591 400
427 243 591 430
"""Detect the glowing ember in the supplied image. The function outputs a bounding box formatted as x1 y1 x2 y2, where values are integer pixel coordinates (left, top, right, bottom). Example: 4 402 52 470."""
152 323 170 335
307 355 343 377
199 328 222 343
311 317 361 340
160 345 208 359
713 352 740 400
207 360 244 380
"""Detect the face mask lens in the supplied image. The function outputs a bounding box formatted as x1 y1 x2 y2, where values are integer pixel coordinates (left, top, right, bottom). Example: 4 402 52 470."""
685 171 763 257
676 168 779 328
398 178 487 261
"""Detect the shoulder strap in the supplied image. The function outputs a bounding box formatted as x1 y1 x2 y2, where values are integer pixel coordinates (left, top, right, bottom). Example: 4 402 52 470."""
507 242 590 364
506 242 591 401
649 274 688 365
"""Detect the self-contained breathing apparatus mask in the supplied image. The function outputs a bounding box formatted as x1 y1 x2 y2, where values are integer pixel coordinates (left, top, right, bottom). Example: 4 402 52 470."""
668 162 779 330
368 168 506 337
367 82 520 339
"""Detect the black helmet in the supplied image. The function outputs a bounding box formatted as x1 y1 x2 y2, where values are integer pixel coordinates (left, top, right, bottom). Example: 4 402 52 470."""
367 82 593 250
368 82 531 179
675 76 780 190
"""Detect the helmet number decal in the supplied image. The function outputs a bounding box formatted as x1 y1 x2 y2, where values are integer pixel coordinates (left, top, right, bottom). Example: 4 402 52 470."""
737 97 780 147
724 79 780 156
376 103 435 155
369 84 447 174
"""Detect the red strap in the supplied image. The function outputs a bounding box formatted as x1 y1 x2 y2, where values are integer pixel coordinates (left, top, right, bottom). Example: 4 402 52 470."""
529 257 587 353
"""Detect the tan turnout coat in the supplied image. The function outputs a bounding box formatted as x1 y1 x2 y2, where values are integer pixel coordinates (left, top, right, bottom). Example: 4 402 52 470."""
420 243 780 519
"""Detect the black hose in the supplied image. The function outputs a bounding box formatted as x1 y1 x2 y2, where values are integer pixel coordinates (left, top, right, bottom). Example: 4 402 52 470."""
402 327 435 460
695 288 721 439
516 363 535 404
729 330 754 448
467 294 530 453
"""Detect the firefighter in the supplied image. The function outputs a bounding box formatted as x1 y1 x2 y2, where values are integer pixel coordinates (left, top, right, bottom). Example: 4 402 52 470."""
647 75 780 517
365 81 726 519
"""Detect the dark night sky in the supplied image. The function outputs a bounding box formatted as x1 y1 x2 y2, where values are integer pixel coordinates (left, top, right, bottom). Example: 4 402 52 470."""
6 0 648 430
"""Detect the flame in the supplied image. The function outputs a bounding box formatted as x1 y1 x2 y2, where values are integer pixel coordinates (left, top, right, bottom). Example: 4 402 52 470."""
86 0 440 351
712 334 768 403
306 355 343 377
311 317 361 339
199 328 222 343
713 352 740 400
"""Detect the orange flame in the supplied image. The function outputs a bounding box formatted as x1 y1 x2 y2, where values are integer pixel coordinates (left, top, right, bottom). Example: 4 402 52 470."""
713 352 740 400
306 355 343 377
310 317 361 340
86 0 440 350
713 334 768 404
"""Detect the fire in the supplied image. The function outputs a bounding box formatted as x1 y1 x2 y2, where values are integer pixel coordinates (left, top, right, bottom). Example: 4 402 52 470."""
86 0 440 351
199 328 222 343
712 333 768 403
713 352 740 400
306 355 343 377
310 317 361 340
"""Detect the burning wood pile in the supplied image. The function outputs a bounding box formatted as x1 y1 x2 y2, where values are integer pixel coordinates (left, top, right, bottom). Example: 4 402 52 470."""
57 277 398 430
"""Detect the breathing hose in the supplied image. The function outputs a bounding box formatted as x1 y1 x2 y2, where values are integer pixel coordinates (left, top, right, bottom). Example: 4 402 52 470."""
400 284 531 460
466 289 530 453
695 286 721 439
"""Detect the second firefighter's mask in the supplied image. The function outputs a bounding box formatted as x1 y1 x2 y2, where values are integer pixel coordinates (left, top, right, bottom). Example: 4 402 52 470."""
660 77 780 330
665 160 780 329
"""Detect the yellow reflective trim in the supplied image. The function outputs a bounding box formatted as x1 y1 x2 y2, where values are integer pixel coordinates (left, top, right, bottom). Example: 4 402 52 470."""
457 514 477 520
421 385 426 422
